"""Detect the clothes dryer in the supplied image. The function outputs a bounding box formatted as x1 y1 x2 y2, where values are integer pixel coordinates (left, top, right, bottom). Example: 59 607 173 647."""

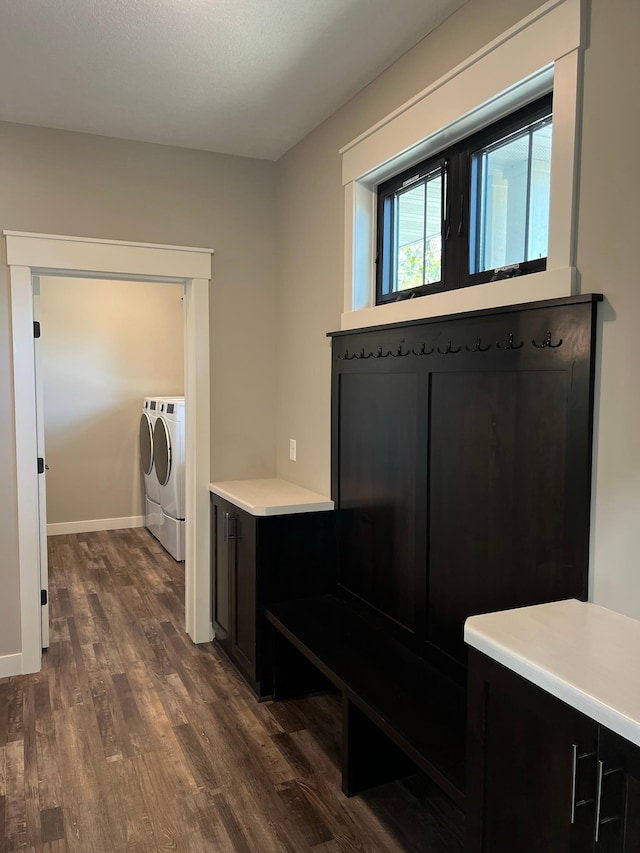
140 397 162 540
153 397 185 561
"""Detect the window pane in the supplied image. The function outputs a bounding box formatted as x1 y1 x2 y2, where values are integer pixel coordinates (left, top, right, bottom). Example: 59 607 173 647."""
528 123 552 261
473 117 552 273
395 171 442 292
396 182 425 291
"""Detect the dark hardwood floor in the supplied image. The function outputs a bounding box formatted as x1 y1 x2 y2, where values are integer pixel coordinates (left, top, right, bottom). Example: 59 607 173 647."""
0 528 463 852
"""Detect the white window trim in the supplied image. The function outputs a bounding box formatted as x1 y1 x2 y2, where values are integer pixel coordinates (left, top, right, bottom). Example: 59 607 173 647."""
340 0 583 330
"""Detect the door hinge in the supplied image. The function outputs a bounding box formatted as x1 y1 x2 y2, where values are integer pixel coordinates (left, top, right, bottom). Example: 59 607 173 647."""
37 457 45 474
34 321 41 338
41 589 48 606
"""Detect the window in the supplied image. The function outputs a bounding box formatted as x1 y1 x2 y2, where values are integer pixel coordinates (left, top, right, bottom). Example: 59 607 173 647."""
376 95 552 304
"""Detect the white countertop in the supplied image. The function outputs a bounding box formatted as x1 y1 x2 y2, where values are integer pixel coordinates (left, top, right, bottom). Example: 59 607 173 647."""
209 478 334 517
465 599 640 748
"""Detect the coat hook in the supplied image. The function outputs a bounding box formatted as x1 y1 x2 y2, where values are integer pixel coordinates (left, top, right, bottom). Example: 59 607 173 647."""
437 340 461 355
412 342 434 356
532 330 563 348
466 337 490 353
497 333 523 350
390 344 409 357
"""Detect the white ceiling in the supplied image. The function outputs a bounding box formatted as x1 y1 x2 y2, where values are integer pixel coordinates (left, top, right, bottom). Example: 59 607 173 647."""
0 0 466 161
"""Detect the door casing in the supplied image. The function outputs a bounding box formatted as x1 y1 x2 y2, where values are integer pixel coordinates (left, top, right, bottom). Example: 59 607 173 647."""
5 230 213 675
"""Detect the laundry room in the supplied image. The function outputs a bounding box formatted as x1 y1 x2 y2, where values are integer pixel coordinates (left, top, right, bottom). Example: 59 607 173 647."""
39 276 185 555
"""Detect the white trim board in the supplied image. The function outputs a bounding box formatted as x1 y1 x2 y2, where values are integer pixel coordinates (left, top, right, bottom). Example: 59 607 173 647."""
340 0 583 330
47 516 145 536
5 230 213 675
0 654 24 679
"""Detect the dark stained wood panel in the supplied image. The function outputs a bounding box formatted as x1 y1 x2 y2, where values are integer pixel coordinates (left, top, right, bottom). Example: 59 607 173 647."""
427 369 570 663
338 371 418 634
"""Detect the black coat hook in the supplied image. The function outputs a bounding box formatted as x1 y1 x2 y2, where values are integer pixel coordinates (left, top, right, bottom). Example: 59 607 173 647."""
341 349 358 360
437 340 461 355
412 343 434 356
532 330 563 348
466 337 491 353
390 344 410 357
497 333 523 350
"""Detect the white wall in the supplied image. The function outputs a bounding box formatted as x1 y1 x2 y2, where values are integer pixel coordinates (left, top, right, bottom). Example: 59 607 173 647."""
40 277 184 527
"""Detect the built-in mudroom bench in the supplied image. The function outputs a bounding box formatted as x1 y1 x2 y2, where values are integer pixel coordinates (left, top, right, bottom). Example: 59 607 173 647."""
209 479 335 697
465 600 640 852
213 294 603 810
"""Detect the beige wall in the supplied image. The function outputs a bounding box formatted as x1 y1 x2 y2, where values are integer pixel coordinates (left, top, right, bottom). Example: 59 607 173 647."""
40 277 184 525
275 0 640 620
275 0 547 495
0 125 279 655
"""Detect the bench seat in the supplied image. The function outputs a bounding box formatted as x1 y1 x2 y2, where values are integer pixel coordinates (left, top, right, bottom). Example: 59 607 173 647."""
264 594 466 805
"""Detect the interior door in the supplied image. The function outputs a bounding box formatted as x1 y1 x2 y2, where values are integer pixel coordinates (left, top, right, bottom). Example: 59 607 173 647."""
32 276 49 649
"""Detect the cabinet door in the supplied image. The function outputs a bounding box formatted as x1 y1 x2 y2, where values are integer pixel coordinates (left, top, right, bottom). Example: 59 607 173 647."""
596 728 640 853
229 508 257 681
211 497 230 640
467 651 598 853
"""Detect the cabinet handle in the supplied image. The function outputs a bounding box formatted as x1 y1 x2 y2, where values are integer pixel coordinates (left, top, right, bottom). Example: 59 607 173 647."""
595 759 604 842
570 746 596 823
570 744 578 824
228 514 237 540
223 512 238 541
594 762 623 844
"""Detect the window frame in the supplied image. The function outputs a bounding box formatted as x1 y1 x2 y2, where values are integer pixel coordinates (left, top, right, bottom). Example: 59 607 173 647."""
339 0 583 332
376 156 447 303
375 94 553 305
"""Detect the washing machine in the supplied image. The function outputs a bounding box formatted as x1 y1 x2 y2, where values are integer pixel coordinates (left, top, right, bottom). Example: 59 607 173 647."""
153 397 185 561
139 397 163 540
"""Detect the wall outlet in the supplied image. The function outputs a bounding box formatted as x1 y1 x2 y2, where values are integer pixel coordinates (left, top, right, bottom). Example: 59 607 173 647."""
289 438 297 462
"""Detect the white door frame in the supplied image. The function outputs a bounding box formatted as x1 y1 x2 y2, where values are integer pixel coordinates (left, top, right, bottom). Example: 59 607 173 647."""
5 231 214 675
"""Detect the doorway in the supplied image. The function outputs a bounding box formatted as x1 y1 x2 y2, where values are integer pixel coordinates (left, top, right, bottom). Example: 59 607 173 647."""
6 231 213 676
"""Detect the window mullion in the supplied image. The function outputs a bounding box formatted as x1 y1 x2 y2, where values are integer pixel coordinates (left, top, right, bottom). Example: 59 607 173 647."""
445 151 464 290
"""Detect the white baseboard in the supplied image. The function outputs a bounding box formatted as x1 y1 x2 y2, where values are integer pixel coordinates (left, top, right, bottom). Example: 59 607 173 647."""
0 653 23 678
47 515 145 536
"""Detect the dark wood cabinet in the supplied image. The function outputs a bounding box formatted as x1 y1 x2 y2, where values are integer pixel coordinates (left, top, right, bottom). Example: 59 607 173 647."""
210 492 336 696
467 650 640 853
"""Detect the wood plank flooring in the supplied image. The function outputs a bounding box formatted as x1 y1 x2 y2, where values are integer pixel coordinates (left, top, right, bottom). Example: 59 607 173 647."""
0 528 464 852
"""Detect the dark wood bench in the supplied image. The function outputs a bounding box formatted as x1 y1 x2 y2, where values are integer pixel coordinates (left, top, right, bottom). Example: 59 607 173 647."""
264 594 466 805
